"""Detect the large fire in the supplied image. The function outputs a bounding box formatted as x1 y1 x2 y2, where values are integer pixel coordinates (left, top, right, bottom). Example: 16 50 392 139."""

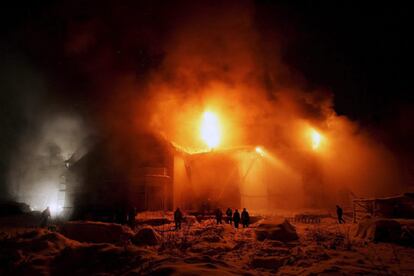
255 146 265 157
310 129 322 150
200 111 221 149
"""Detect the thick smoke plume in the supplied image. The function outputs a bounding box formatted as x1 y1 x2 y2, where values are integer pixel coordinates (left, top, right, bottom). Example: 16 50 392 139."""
143 2 403 205
8 112 92 215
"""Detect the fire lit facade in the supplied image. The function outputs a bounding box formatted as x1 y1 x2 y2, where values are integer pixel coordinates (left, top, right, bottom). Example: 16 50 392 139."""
62 134 282 219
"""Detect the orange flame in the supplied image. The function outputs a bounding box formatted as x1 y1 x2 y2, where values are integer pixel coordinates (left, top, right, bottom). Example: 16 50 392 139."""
310 129 322 150
200 111 221 149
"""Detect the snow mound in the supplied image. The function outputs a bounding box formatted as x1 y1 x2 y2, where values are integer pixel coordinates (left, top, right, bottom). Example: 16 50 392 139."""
0 228 81 275
136 211 173 226
149 263 237 276
249 215 264 225
356 217 401 243
250 256 288 270
255 219 299 242
146 256 241 276
7 228 80 253
132 227 160 246
60 221 134 244
184 215 198 225
137 217 171 226
52 243 152 275
0 227 155 275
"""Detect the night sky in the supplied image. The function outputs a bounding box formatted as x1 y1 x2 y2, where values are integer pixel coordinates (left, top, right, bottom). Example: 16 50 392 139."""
0 1 412 198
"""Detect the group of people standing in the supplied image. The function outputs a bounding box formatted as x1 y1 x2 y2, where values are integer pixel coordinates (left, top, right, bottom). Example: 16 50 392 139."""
174 207 250 230
224 207 250 228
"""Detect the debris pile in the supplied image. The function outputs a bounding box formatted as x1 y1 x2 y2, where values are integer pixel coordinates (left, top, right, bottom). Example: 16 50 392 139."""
60 221 134 243
255 219 299 242
132 227 161 246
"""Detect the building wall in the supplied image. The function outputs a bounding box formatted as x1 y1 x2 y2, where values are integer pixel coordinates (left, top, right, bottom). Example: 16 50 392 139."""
173 152 242 210
63 135 175 219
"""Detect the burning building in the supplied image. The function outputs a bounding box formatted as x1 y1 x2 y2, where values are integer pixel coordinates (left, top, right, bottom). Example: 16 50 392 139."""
62 139 269 219
62 110 309 220
5 1 408 222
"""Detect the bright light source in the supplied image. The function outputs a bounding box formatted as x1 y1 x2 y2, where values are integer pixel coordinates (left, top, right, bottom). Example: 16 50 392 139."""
255 146 265 157
310 129 322 150
200 111 220 149
49 204 64 216
25 181 66 217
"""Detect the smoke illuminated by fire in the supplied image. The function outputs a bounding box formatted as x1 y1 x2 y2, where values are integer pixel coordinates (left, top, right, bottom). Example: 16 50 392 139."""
141 1 403 203
8 115 91 217
5 1 407 213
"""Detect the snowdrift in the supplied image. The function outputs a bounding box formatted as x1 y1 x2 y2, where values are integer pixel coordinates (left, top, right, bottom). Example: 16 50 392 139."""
60 221 134 243
0 228 154 275
250 256 288 270
136 211 173 226
132 227 160 246
0 228 80 274
356 217 401 243
356 217 414 245
255 219 299 242
2 216 414 274
147 259 240 276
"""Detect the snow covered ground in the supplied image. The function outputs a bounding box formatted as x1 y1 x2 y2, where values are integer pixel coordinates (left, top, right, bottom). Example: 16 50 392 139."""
1 213 414 275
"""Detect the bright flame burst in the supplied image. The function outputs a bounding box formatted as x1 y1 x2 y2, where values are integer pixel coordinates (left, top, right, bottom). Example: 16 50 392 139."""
200 111 221 149
255 146 265 156
310 129 322 150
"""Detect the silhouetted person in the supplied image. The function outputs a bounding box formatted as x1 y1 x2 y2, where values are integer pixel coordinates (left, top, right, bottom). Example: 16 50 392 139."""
40 206 51 228
233 209 241 228
215 208 223 224
174 208 183 230
226 208 233 224
241 208 250 228
336 205 345 224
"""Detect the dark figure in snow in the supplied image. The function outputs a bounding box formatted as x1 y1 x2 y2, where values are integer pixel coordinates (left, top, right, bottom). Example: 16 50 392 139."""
233 209 241 228
40 206 51 228
215 208 223 224
174 208 183 230
336 205 345 224
241 208 250 228
226 208 233 224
